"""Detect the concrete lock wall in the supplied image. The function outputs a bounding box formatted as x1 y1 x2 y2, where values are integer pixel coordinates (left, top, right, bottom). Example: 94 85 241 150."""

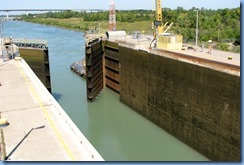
118 46 240 161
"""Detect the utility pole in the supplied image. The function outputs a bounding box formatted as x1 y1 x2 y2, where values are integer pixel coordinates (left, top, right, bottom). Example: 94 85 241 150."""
98 22 103 34
218 28 220 42
109 0 116 31
0 20 3 59
195 10 199 48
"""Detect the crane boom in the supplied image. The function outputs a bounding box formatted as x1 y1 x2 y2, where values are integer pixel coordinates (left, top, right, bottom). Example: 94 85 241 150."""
163 22 173 33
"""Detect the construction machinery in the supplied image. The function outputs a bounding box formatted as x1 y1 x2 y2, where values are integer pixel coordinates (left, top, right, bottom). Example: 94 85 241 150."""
154 0 163 34
151 0 183 50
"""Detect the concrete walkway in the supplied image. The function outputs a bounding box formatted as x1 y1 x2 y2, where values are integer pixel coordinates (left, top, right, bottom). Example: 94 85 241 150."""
114 35 240 68
117 36 240 77
171 47 240 66
0 58 103 161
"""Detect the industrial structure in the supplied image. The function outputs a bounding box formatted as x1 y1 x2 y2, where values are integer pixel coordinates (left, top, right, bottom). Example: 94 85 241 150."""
152 0 183 50
0 0 239 161
108 0 116 31
84 34 240 161
154 0 163 34
81 1 240 161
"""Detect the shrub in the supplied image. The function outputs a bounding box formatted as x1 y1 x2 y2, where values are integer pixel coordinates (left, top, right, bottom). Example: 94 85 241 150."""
215 43 230 51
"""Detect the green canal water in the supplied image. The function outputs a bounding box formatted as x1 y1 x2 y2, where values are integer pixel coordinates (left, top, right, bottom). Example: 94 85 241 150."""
3 21 209 161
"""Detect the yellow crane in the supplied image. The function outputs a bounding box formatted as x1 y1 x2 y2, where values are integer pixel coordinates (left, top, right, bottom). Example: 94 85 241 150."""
152 0 183 50
155 0 163 34
154 0 171 34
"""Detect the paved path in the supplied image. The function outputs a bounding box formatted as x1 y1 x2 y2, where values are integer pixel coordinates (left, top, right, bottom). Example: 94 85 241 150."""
0 58 103 161
116 36 240 76
171 47 240 66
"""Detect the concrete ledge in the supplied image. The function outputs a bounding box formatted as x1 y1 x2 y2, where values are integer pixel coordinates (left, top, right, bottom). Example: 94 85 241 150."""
0 59 104 161
20 58 104 161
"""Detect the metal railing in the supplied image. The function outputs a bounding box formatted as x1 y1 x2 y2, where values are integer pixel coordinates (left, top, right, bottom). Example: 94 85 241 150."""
11 38 48 49
12 38 47 46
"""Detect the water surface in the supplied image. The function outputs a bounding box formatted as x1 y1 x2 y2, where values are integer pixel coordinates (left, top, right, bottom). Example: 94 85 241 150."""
3 21 209 161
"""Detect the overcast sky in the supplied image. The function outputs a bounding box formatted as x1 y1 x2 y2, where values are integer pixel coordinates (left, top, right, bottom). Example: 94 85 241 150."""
0 0 240 10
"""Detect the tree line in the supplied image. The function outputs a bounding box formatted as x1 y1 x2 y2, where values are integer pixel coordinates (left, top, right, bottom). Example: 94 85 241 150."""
21 7 240 51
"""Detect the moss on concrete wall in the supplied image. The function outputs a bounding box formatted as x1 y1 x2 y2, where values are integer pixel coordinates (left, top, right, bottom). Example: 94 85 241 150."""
119 46 240 161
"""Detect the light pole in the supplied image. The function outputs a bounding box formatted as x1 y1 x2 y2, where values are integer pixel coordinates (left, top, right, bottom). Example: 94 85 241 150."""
194 10 199 48
218 28 220 42
0 20 3 60
98 22 103 34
